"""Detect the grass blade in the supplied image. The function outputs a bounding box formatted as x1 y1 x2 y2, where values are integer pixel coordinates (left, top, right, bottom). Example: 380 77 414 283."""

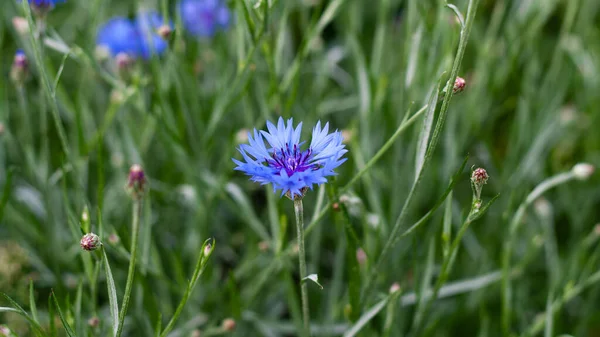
101 245 120 337
50 292 77 337
1 293 46 337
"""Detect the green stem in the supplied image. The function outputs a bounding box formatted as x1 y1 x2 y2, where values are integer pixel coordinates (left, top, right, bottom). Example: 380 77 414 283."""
412 209 477 335
116 199 142 337
294 198 311 337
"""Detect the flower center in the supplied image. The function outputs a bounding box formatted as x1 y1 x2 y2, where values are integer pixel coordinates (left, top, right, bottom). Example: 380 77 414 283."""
268 144 315 176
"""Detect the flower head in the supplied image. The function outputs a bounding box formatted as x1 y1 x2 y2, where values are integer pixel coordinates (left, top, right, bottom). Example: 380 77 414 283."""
10 49 29 86
97 12 170 60
233 118 347 199
80 233 101 251
22 0 66 14
126 164 147 199
97 17 145 58
453 76 466 94
179 0 231 37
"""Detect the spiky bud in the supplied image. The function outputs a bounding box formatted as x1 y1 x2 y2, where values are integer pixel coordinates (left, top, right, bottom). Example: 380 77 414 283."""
115 52 134 78
258 241 269 252
572 163 594 180
10 50 29 86
0 325 16 337
389 282 401 294
471 167 489 186
12 17 30 35
471 167 489 205
157 25 172 40
203 243 213 257
108 233 120 245
126 164 147 199
222 318 236 331
87 317 100 328
80 233 101 251
453 76 466 94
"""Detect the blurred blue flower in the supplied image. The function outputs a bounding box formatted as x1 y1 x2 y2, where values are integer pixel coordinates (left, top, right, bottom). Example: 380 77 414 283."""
19 0 65 12
97 12 171 59
233 118 347 198
135 11 173 58
179 0 231 37
26 0 66 6
97 17 145 58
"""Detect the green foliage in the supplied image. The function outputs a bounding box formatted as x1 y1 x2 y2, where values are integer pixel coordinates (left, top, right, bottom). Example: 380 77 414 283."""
1 0 600 336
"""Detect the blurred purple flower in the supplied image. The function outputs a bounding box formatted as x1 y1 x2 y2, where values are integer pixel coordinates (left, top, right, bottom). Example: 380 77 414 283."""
180 0 231 37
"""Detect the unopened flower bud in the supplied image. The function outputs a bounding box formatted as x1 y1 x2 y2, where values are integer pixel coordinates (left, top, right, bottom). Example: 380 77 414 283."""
572 163 594 180
108 233 120 245
157 25 172 40
534 198 552 219
126 164 147 199
95 45 111 62
0 325 15 337
115 52 134 78
471 167 488 186
332 202 340 211
235 129 249 144
0 123 5 136
80 233 101 251
471 167 488 201
341 129 354 144
12 17 30 35
87 316 100 328
356 248 367 265
389 282 401 294
258 241 269 252
453 76 466 94
10 50 29 86
222 318 236 331
203 243 212 256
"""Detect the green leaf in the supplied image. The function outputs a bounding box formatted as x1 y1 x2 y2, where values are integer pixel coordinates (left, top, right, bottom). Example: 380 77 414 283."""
302 274 323 290
50 292 77 337
29 280 38 323
101 246 120 337
1 293 46 337
343 297 389 337
415 78 442 180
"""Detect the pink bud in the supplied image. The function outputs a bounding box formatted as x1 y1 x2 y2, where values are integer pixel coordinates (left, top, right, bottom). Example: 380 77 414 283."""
80 233 101 251
453 76 466 94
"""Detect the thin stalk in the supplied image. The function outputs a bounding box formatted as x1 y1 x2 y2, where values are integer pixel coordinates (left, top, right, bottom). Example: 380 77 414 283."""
294 198 311 337
501 170 577 335
412 209 477 334
116 199 143 337
360 0 480 307
305 103 428 236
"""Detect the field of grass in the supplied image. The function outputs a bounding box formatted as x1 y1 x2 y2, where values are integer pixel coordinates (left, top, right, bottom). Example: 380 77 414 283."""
1 0 600 336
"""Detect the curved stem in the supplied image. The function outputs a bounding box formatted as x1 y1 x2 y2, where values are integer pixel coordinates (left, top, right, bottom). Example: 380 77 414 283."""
501 171 576 335
116 199 142 337
294 198 311 337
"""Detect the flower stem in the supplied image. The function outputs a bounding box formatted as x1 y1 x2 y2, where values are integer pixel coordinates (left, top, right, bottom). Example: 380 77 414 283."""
294 198 311 337
116 199 142 337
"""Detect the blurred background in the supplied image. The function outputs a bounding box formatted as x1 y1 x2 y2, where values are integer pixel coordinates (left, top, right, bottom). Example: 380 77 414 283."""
1 0 600 336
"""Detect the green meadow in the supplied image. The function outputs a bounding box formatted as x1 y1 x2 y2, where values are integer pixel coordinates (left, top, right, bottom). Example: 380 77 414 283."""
1 0 600 336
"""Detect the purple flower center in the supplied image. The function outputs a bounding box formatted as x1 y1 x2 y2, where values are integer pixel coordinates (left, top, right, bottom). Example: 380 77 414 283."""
268 144 315 176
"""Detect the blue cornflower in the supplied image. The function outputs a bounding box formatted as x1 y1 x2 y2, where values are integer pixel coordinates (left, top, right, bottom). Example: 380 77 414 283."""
97 17 145 57
97 12 170 59
179 0 231 37
233 118 347 199
19 0 65 13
